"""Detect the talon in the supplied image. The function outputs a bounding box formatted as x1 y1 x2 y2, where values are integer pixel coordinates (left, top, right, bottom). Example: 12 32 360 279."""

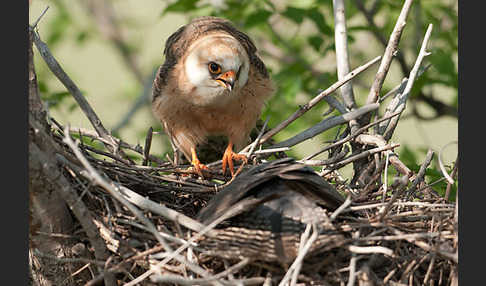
222 142 248 177
191 147 209 178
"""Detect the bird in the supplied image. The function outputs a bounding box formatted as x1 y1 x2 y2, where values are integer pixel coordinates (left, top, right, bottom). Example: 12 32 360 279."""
196 158 348 264
151 16 274 177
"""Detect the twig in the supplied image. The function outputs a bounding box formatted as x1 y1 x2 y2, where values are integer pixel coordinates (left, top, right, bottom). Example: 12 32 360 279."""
125 191 269 286
445 157 458 201
260 56 381 144
30 27 133 163
333 0 357 111
377 175 409 221
245 117 270 158
331 195 352 221
347 245 394 257
151 258 251 284
355 134 411 177
320 143 400 177
380 24 434 140
378 64 431 104
290 224 312 286
382 151 390 202
142 127 153 166
323 95 348 115
438 141 457 185
57 152 212 235
151 275 265 285
272 103 379 148
303 110 402 160
62 127 219 285
31 6 49 29
365 0 414 107
407 149 434 198
29 120 117 286
278 224 319 286
65 126 167 165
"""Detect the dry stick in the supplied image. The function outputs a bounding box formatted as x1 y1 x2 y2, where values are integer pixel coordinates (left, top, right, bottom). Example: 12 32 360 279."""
30 28 132 164
62 129 219 285
151 258 251 284
151 275 265 286
66 127 167 166
444 158 458 201
333 0 357 110
290 225 312 286
117 184 214 235
320 143 400 177
346 231 360 286
31 6 49 29
382 152 390 203
333 0 360 138
347 245 394 257
406 149 434 198
365 0 414 107
377 175 409 221
378 64 431 104
278 224 318 286
330 196 353 221
438 140 457 185
391 228 458 264
29 140 117 286
241 117 270 156
142 126 153 166
355 134 411 177
323 95 348 115
259 55 381 145
272 103 379 149
380 24 434 141
56 151 212 235
303 110 402 161
125 194 269 286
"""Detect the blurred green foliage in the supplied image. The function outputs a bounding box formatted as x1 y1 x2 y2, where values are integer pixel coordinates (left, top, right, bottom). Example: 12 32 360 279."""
31 0 457 200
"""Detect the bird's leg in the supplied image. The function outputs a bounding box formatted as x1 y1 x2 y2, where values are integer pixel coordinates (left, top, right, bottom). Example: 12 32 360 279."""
222 141 248 177
190 147 209 177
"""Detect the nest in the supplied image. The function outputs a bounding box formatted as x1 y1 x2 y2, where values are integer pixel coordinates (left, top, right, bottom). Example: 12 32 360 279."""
28 7 457 284
30 118 457 286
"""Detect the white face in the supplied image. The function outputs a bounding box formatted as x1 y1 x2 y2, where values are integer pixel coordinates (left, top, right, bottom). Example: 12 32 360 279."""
184 34 250 106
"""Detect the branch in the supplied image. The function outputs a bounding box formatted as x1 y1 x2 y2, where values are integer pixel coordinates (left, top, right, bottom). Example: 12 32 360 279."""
379 24 433 140
260 55 381 144
365 0 414 107
333 0 357 111
272 103 379 149
29 26 133 163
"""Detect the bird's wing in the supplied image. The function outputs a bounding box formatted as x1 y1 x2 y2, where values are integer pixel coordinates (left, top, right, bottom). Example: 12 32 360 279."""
197 158 345 225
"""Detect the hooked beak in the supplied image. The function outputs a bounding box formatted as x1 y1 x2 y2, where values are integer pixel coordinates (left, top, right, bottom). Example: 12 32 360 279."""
216 70 236 92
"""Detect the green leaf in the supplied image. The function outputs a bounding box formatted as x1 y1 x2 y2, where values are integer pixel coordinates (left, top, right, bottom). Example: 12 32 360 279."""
306 9 332 35
244 9 272 28
42 91 71 107
308 35 323 52
281 6 307 24
162 0 199 15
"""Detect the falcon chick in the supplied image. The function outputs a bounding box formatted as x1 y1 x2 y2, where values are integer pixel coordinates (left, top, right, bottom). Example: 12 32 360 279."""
152 16 274 177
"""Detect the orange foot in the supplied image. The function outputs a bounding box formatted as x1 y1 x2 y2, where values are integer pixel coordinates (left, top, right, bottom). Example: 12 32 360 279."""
222 142 248 177
190 147 209 178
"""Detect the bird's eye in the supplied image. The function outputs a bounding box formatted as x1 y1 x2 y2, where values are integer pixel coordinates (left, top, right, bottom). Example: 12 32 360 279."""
208 62 221 74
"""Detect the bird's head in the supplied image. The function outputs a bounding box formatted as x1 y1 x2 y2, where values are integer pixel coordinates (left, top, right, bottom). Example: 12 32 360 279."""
183 34 250 105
